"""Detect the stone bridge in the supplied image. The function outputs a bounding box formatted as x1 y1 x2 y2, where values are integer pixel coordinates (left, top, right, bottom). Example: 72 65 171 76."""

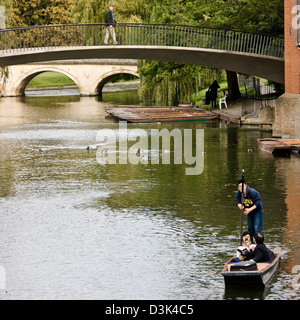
1 59 138 96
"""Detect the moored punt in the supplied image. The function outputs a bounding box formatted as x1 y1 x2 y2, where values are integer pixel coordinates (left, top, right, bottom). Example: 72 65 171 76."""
221 247 281 286
281 139 300 154
257 138 291 155
291 145 300 154
105 106 219 123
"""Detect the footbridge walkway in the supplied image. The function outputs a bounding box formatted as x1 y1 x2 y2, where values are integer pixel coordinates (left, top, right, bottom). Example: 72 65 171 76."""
0 23 284 85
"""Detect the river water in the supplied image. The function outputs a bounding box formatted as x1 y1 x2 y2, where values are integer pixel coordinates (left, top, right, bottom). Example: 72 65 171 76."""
0 88 300 300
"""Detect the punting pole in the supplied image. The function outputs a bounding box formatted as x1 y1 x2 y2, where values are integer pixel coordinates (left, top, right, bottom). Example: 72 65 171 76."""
240 169 245 245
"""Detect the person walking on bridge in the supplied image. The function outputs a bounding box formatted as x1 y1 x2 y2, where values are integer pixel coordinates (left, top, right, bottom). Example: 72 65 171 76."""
104 5 118 45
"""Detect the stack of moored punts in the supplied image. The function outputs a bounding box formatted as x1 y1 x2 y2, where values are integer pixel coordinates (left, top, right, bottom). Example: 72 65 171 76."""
257 138 300 155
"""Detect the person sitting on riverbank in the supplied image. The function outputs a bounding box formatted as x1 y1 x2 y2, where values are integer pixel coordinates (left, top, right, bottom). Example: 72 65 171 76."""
232 231 256 262
247 232 275 263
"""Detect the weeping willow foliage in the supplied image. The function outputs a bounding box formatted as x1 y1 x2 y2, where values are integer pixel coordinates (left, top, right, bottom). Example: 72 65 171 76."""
0 66 9 92
138 61 224 106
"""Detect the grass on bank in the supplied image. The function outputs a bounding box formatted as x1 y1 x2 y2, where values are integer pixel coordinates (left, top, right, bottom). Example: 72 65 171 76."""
26 72 76 88
193 80 228 109
193 78 275 110
26 72 139 89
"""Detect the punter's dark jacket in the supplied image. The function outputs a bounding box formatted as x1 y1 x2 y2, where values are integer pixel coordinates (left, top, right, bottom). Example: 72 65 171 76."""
248 243 275 262
236 186 263 214
105 9 117 26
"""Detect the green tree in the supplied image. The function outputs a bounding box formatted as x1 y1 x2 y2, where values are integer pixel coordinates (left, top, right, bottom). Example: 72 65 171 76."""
198 0 284 35
138 60 224 106
0 0 17 27
137 0 227 105
5 0 74 26
71 0 156 24
72 0 108 23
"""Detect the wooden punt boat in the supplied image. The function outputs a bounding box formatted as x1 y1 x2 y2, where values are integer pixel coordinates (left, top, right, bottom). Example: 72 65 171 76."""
105 106 219 123
221 247 281 286
281 139 300 154
257 138 291 155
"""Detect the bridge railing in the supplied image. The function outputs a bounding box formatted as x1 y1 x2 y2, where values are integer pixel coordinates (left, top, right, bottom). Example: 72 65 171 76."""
0 23 284 58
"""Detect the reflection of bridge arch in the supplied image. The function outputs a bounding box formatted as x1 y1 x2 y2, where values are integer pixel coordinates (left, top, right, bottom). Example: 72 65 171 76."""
93 69 139 96
2 60 138 96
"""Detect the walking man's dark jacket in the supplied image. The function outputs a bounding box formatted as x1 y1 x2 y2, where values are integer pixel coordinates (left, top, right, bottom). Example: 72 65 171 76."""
105 9 116 26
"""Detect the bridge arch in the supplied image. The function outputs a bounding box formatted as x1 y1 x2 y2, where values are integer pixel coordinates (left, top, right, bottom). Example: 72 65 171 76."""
13 66 81 96
93 69 139 96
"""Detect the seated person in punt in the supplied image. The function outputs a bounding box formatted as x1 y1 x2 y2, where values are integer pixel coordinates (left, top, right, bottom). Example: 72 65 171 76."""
247 232 275 263
232 231 256 262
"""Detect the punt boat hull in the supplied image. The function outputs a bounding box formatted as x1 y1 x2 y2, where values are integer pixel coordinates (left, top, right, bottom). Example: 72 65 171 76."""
221 248 281 286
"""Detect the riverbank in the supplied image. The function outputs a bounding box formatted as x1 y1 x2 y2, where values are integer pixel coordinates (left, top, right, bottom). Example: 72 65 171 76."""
26 72 76 88
25 80 140 94
25 71 140 92
212 95 277 127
